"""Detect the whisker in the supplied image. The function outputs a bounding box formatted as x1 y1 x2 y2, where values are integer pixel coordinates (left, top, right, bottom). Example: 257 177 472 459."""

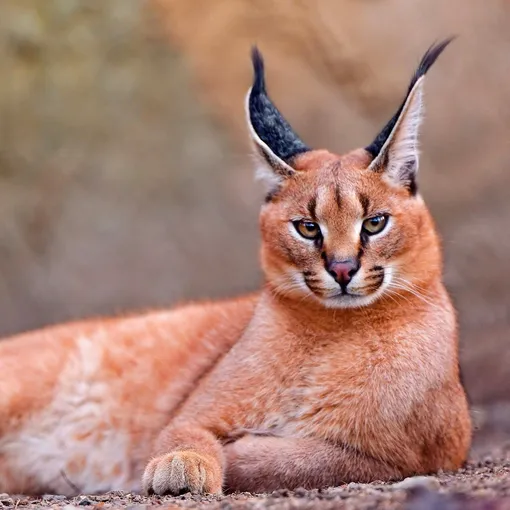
387 278 441 310
392 275 430 292
383 290 401 307
385 287 413 307
270 278 306 300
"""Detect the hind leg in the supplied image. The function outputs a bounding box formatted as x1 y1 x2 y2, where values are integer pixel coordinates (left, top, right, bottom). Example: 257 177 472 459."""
0 305 242 495
0 327 143 495
0 402 141 495
0 328 74 494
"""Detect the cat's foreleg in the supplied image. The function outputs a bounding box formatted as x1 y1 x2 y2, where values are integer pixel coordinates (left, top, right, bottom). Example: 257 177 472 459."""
223 434 402 493
142 423 223 496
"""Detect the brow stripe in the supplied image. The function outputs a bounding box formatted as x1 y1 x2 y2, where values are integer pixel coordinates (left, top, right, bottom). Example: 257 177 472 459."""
358 193 370 217
334 184 342 210
307 195 317 220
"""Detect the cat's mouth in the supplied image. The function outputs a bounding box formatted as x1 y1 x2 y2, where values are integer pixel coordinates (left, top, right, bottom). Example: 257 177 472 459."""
304 268 387 308
323 286 385 308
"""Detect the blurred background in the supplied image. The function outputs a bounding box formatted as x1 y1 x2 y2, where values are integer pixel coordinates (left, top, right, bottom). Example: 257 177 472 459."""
0 0 509 451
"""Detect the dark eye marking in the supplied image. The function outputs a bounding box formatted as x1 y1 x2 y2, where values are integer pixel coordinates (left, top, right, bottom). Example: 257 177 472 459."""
360 231 369 250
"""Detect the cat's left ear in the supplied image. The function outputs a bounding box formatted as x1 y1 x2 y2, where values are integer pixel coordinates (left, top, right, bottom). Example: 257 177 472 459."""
366 38 454 194
246 47 310 192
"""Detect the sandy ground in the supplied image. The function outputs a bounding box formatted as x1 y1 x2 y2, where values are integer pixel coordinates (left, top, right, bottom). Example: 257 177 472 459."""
2 439 510 510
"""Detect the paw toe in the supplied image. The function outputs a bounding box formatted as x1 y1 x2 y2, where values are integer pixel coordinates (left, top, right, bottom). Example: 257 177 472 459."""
142 451 221 496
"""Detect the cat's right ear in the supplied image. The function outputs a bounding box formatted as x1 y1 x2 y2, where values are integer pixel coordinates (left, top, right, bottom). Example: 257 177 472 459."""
246 47 310 193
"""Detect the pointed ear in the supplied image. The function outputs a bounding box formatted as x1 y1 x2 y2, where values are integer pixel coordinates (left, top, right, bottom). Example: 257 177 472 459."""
246 47 310 192
366 38 454 194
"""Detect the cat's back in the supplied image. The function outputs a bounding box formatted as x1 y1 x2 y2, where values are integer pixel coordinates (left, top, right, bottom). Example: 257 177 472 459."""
0 294 257 493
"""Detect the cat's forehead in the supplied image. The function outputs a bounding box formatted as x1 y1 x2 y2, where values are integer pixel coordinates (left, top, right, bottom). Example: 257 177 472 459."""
289 149 380 206
292 148 371 174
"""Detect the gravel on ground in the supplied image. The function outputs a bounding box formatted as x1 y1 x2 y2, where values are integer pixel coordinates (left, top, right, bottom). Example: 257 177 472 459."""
2 441 510 510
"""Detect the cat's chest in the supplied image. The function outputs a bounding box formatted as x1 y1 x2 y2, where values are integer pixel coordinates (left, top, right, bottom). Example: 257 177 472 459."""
253 333 427 437
287 340 395 404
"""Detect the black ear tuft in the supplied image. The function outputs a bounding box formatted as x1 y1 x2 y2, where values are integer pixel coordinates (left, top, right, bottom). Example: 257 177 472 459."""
365 37 455 159
251 46 266 96
248 46 309 165
411 37 456 88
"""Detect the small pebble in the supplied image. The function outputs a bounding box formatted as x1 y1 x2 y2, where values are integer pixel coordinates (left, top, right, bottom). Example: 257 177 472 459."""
346 482 369 490
391 476 441 491
42 494 67 501
0 494 13 508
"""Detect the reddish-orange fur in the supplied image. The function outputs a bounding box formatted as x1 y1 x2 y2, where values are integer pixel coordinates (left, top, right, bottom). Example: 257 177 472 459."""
0 47 470 496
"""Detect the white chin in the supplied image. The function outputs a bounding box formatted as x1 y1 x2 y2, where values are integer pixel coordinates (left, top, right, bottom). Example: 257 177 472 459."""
321 291 383 309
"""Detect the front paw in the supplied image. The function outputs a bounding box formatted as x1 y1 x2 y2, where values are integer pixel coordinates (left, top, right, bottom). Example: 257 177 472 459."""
142 451 222 496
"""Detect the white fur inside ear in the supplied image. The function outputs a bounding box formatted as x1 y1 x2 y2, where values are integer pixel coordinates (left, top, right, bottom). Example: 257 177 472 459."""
369 78 425 186
245 88 296 191
252 154 283 190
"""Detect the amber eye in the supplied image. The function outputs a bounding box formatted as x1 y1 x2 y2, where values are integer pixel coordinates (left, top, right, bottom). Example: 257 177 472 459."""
294 220 322 240
362 215 388 235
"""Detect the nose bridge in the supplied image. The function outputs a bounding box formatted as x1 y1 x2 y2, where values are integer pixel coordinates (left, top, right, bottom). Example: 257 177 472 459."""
323 220 360 262
317 185 360 261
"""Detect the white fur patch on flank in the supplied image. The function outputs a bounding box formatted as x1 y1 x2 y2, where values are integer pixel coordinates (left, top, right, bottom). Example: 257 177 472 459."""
0 334 136 495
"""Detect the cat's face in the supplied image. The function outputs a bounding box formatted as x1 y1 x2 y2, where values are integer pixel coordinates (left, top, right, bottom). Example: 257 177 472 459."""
247 41 451 308
259 149 439 308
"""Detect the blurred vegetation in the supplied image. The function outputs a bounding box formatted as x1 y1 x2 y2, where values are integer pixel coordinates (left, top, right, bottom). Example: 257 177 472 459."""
0 0 261 336
1 0 510 422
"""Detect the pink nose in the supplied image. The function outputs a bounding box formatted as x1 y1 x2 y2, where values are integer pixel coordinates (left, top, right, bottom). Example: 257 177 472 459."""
327 259 360 286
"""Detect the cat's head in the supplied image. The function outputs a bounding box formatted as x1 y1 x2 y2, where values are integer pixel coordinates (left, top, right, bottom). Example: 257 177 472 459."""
247 40 453 308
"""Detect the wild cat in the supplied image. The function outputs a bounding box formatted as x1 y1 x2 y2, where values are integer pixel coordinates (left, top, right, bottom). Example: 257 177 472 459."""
0 39 470 496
